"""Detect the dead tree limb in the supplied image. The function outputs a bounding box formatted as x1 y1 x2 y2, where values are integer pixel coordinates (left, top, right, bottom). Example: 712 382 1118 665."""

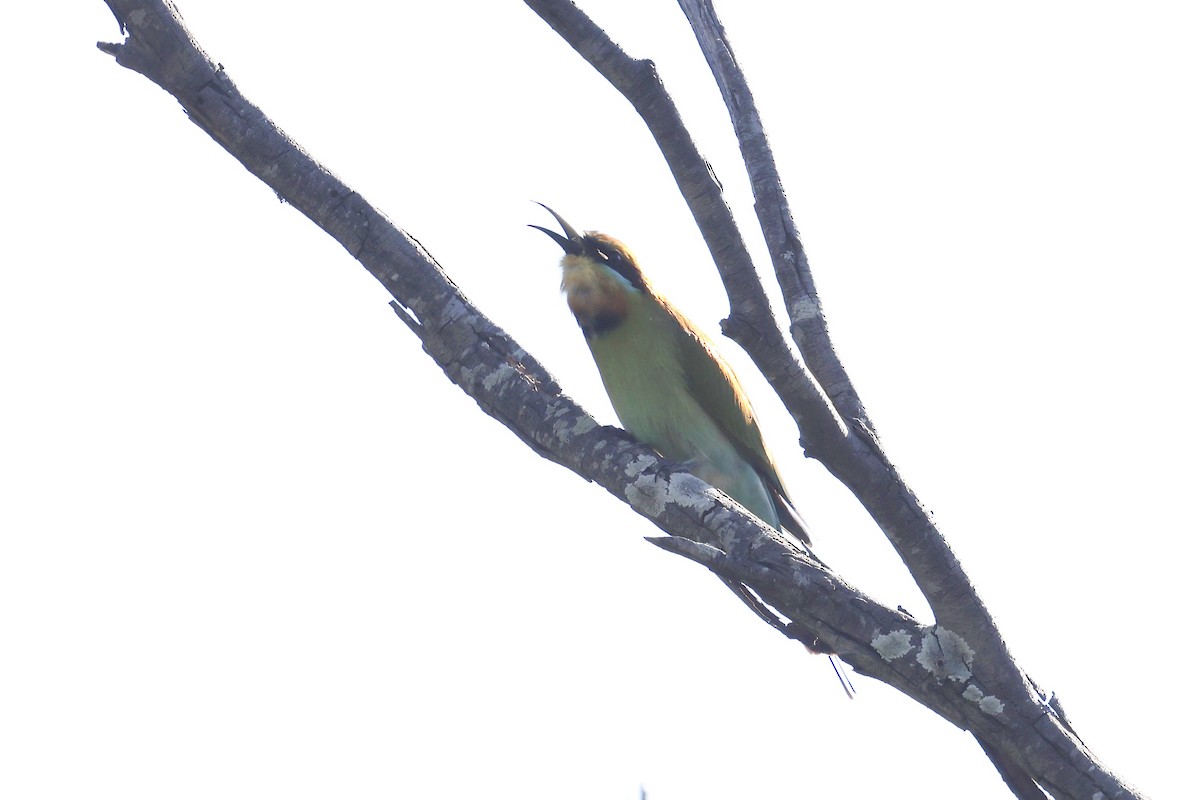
95 2 1141 798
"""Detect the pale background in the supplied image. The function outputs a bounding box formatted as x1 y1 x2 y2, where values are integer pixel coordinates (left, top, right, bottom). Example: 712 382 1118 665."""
2 2 1196 798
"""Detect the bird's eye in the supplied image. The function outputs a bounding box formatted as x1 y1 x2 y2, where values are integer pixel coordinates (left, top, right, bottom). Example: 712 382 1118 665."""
595 244 625 267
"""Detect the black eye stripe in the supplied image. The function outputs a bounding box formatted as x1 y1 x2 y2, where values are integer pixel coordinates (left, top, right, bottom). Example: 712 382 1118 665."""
584 236 646 291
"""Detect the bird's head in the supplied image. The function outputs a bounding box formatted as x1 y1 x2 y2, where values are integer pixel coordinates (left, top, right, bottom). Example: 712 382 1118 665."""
530 204 652 338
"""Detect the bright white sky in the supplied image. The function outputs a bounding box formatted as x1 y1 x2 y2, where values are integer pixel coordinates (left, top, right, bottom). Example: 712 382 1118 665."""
3 2 1196 799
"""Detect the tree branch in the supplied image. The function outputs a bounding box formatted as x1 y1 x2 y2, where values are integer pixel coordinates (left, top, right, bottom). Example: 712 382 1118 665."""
676 0 868 430
524 2 1140 799
522 0 845 449
523 0 995 653
95 2 1141 799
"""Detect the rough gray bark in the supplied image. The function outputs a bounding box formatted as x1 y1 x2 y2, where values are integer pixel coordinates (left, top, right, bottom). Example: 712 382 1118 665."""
95 2 1141 799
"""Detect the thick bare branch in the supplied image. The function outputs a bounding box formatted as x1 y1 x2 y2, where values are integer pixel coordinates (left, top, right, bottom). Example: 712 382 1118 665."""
668 0 992 640
95 2 1140 799
94 0 856 641
522 0 845 449
528 0 1007 698
524 2 1139 799
676 0 869 430
524 0 993 653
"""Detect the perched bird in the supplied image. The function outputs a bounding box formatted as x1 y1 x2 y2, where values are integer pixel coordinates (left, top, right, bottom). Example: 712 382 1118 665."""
530 204 810 544
532 204 853 696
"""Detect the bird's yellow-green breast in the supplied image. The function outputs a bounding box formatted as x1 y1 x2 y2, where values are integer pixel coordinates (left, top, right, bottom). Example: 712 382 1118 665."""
532 206 857 694
532 207 809 544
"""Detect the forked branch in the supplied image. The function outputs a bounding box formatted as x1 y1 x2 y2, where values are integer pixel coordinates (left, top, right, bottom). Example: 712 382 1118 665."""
96 2 1139 798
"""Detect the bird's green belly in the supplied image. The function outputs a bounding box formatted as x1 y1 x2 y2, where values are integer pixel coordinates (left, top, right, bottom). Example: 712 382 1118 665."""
587 322 777 527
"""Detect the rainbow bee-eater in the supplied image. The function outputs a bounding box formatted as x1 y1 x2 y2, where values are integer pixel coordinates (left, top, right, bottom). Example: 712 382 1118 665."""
532 205 851 695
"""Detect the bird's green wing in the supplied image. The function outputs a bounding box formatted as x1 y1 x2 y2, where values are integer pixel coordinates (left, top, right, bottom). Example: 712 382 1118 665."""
667 303 812 544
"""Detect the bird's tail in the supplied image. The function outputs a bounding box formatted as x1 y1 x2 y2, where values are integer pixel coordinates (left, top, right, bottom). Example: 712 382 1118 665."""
828 654 856 699
719 576 856 699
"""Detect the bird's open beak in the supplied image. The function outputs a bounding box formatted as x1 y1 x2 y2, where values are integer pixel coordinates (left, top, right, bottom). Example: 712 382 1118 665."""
529 203 584 255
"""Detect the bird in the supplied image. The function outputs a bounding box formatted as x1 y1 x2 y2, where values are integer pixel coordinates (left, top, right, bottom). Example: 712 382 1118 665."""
530 204 809 543
531 204 853 696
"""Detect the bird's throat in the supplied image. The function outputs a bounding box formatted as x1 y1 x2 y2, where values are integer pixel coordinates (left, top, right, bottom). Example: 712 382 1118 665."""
562 254 633 338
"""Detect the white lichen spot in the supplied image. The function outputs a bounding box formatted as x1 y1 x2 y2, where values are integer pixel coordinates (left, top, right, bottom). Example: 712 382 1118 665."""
1093 793 1107 800
623 467 716 520
793 294 821 323
916 626 975 682
552 417 595 448
594 444 614 471
624 454 658 478
961 684 1003 715
664 472 716 514
549 414 574 444
625 472 668 517
481 363 510 392
979 695 1005 716
871 630 914 662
